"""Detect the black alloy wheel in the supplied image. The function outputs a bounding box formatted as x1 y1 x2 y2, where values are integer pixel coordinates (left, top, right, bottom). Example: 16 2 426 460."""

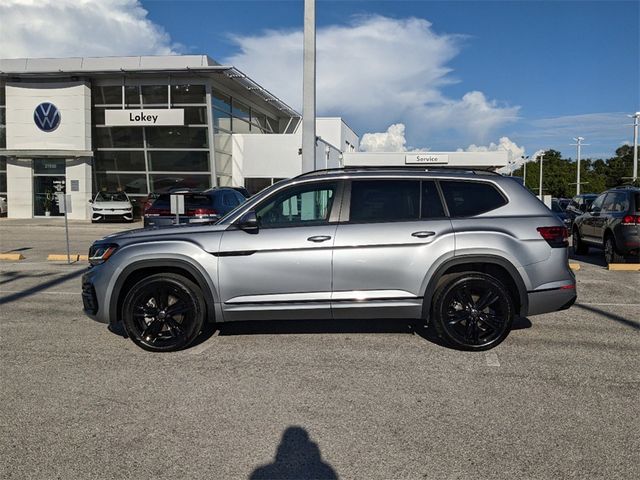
433 273 514 350
122 273 205 352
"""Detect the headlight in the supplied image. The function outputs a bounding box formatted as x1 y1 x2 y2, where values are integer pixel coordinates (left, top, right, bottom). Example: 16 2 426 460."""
88 244 118 265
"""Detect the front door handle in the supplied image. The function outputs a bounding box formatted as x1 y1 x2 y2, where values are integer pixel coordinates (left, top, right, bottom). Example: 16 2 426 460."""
307 235 332 243
412 231 436 238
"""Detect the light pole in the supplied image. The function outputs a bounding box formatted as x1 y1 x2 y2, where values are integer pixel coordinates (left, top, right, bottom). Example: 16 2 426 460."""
571 136 587 195
630 112 639 182
522 155 529 186
301 0 316 172
538 151 545 199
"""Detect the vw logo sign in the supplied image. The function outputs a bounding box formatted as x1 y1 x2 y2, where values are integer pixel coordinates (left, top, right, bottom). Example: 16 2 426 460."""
34 102 61 132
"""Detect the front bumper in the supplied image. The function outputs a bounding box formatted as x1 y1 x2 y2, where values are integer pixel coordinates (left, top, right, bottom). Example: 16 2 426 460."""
82 268 110 324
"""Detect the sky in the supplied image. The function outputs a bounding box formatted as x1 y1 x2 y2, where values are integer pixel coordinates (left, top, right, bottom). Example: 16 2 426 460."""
1 0 638 162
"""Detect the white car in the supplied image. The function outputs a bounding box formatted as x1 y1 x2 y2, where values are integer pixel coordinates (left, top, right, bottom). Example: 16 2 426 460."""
0 196 7 215
90 191 133 223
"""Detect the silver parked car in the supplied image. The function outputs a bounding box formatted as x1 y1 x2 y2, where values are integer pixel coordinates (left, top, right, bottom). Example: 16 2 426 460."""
83 168 576 352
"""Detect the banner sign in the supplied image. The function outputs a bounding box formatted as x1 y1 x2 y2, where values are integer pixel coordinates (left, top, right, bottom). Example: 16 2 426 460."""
405 153 449 165
105 109 184 126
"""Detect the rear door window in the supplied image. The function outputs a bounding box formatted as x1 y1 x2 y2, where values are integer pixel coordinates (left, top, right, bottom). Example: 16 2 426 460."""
602 192 629 213
440 181 507 217
349 180 446 222
350 180 419 222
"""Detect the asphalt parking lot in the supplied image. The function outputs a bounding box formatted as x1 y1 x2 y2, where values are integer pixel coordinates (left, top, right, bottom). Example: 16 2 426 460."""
1 219 639 479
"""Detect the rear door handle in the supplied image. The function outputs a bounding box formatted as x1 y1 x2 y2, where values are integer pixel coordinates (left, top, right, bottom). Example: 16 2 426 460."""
412 231 436 238
307 235 332 243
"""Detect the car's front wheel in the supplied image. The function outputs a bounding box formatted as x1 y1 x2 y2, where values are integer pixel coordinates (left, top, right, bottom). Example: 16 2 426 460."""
432 272 514 351
122 273 206 352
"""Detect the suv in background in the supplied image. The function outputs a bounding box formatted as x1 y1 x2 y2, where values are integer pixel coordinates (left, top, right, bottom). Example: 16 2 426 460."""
143 188 246 228
84 167 576 352
572 186 640 264
565 194 598 227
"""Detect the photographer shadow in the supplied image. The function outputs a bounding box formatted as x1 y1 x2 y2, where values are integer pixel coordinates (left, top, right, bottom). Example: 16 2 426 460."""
250 426 337 480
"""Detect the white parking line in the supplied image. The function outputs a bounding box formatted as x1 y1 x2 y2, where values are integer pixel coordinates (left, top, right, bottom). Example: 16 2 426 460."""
485 352 500 367
577 303 640 307
0 290 80 295
188 340 216 355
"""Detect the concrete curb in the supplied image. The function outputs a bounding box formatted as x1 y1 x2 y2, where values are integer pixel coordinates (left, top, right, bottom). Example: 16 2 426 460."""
607 263 640 271
0 253 25 261
47 254 80 262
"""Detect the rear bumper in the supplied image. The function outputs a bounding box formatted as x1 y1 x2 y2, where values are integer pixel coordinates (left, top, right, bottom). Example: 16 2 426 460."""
527 286 577 316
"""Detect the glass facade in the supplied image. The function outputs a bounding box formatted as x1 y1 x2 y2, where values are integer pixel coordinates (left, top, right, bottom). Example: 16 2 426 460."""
212 88 279 186
92 82 283 211
92 83 212 212
0 83 6 208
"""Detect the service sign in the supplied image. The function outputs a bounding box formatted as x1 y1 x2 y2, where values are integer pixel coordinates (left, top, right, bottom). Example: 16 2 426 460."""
104 109 184 126
405 153 449 165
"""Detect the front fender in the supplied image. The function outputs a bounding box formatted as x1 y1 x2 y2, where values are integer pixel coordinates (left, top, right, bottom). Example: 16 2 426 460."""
103 241 220 324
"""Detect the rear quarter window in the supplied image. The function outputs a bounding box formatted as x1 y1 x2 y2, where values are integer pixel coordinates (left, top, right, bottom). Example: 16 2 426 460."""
440 181 507 217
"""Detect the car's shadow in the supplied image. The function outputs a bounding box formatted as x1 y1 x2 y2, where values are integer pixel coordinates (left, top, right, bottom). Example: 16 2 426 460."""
109 316 533 350
569 250 608 268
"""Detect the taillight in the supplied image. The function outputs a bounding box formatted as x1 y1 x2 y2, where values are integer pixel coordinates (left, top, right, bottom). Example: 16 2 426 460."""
622 215 640 225
537 226 569 248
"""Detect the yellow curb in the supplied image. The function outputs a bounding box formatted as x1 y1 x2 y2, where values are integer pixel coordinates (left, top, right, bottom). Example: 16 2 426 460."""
0 253 25 261
607 263 640 271
569 263 580 271
47 254 80 262
78 255 89 261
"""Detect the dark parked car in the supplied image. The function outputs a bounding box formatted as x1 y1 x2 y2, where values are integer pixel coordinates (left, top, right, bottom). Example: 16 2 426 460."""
572 186 640 264
229 186 251 198
565 194 598 227
551 199 571 228
143 188 246 227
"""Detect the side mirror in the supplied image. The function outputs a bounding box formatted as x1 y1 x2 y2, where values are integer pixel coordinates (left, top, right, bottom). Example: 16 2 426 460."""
579 203 587 212
88 199 93 204
236 210 259 234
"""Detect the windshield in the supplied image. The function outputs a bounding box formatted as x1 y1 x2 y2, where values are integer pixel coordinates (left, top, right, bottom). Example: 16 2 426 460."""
96 192 128 202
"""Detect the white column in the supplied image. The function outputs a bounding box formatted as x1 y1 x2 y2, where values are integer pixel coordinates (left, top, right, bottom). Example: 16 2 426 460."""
6 158 33 218
65 157 92 220
301 0 316 172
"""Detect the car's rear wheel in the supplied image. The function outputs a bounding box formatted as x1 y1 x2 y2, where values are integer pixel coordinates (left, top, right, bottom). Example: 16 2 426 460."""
122 273 205 352
432 273 514 351
572 228 588 255
604 235 624 265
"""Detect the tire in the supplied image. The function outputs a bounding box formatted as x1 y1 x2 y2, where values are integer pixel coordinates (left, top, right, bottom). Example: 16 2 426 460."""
122 273 206 352
432 272 514 351
604 235 625 265
572 228 588 255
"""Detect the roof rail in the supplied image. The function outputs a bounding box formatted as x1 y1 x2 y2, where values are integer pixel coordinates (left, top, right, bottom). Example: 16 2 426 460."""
295 165 501 179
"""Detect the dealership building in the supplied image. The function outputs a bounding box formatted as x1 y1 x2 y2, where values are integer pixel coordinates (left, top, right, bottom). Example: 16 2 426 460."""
0 55 358 219
0 54 511 221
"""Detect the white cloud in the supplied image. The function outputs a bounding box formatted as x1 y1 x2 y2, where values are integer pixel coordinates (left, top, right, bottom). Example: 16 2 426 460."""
0 0 178 58
225 15 519 146
459 136 526 174
360 124 410 152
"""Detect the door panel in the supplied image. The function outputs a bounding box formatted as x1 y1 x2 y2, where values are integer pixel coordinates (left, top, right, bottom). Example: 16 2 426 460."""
331 220 454 318
331 179 454 319
217 180 340 321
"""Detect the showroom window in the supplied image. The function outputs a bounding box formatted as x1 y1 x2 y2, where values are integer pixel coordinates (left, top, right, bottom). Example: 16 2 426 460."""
212 86 281 185
92 83 211 202
0 156 7 208
0 81 5 149
245 177 287 196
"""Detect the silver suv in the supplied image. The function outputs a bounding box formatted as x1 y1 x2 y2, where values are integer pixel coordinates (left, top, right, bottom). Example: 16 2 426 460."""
83 168 576 352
